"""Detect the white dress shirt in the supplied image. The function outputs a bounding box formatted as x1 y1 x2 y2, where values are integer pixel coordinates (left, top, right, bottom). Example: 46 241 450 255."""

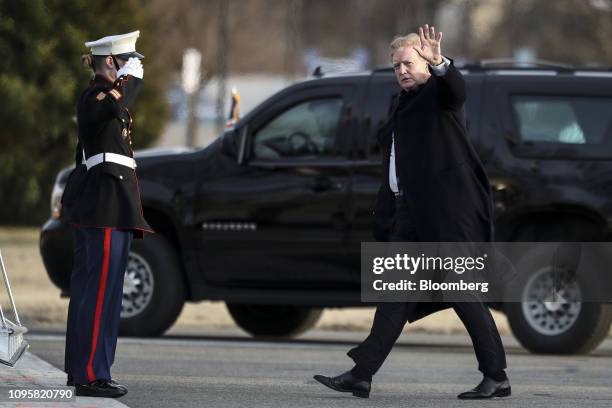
389 56 451 194
389 132 399 193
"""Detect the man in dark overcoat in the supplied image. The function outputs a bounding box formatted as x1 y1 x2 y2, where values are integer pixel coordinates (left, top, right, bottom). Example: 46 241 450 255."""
314 24 510 400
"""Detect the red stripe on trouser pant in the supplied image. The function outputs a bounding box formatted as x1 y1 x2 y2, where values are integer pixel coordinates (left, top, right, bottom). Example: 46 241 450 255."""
86 227 112 382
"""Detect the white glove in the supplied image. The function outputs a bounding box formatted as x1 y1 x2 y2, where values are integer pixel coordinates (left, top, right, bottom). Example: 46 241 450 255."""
117 57 144 79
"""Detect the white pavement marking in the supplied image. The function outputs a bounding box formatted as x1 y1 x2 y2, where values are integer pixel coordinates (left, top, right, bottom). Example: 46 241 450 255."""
0 351 130 408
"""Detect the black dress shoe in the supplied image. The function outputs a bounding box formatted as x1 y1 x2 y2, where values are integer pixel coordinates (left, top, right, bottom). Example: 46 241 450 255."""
75 380 128 398
457 376 511 399
313 370 371 398
68 376 126 391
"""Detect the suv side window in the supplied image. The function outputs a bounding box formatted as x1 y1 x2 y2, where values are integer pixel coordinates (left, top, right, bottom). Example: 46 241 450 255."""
512 95 612 145
365 78 398 160
252 98 343 160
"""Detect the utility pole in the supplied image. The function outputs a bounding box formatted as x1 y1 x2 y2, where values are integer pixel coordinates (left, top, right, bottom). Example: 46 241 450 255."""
183 48 202 147
215 0 230 136
285 0 303 79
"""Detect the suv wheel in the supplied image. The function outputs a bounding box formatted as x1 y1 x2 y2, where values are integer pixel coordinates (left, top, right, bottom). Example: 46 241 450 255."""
118 234 186 336
226 304 322 338
505 249 612 354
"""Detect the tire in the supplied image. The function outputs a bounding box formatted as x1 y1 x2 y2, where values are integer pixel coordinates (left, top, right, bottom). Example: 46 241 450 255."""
505 246 612 354
226 304 323 338
118 234 186 337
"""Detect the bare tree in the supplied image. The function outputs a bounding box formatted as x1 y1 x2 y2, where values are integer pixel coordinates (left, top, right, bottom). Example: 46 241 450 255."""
215 0 231 134
475 0 612 65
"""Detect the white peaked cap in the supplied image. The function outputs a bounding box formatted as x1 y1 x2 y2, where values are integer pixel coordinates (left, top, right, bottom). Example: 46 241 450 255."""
85 30 144 59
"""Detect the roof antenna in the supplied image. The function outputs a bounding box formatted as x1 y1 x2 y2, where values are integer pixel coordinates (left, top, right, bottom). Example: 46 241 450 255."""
312 66 323 78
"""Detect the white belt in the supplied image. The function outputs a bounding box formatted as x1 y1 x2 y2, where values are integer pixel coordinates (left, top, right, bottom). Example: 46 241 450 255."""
85 152 136 170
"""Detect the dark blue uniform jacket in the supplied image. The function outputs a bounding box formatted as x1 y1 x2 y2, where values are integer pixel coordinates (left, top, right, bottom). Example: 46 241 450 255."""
61 74 152 238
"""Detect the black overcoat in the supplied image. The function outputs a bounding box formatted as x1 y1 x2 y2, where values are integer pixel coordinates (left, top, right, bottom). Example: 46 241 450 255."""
373 61 494 243
372 60 496 321
61 74 152 237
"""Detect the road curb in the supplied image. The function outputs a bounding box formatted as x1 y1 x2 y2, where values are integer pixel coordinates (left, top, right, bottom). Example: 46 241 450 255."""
0 351 130 407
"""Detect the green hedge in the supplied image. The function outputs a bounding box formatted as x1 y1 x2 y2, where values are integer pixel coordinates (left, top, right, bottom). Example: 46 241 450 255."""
0 0 167 225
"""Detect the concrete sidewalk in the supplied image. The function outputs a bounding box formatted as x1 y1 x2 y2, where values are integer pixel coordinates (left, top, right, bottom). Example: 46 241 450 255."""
0 351 129 408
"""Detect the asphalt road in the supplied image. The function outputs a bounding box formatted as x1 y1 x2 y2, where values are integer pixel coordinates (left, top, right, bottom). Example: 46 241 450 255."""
27 329 612 408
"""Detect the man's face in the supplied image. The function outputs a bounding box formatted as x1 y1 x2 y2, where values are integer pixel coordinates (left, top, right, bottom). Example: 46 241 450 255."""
392 46 430 91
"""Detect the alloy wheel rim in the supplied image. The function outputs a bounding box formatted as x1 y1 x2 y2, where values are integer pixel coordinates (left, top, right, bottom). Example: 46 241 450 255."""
521 266 581 336
121 252 154 318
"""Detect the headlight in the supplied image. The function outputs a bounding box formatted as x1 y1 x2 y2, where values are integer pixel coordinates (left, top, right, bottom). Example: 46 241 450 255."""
50 181 65 220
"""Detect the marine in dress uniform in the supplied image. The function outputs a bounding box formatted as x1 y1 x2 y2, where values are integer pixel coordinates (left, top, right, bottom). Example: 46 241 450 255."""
60 30 153 398
314 25 510 400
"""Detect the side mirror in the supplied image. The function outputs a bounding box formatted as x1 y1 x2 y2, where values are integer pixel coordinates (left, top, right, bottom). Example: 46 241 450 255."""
220 130 237 158
220 126 248 165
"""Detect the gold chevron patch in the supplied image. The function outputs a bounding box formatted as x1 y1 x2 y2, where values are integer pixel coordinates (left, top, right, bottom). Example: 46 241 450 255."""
109 89 122 101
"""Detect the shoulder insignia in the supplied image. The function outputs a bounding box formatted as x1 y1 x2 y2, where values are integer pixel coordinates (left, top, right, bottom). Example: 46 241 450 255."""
109 89 123 101
96 92 106 101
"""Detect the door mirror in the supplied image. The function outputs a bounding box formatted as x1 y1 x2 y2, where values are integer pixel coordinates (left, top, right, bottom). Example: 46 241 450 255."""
220 129 238 158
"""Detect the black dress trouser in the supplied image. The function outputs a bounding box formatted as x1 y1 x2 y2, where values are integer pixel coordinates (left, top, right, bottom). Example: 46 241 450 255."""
347 195 507 377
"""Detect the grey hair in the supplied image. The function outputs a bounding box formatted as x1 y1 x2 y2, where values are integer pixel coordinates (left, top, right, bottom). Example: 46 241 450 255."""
389 33 422 62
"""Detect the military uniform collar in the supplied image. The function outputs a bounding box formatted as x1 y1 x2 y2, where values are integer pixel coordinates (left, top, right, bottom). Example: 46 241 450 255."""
91 74 114 86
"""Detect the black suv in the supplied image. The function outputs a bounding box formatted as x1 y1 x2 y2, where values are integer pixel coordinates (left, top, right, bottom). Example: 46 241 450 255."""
40 61 612 354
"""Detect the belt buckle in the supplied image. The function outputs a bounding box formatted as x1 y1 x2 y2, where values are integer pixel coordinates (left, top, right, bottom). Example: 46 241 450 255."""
394 190 403 197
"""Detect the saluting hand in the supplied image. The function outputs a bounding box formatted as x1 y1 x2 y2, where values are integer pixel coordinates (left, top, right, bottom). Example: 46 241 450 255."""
414 24 443 66
117 57 144 79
